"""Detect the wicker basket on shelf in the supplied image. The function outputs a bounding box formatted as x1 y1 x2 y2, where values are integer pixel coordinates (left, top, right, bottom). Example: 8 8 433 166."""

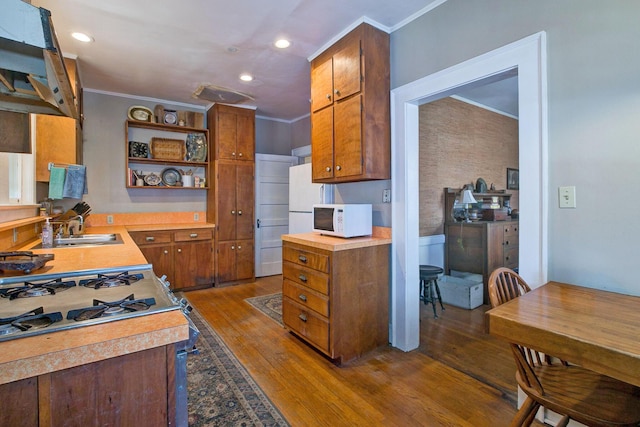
150 137 186 161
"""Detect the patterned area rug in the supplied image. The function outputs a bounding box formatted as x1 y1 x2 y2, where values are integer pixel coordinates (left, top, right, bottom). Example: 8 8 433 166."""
245 293 283 326
187 307 289 426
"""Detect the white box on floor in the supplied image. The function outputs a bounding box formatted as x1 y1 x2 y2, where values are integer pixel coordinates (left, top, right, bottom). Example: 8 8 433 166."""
439 275 483 310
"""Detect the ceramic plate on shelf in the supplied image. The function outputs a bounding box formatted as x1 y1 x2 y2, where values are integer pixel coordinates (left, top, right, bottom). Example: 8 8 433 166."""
185 133 207 162
161 167 182 186
144 172 161 186
127 105 154 122
129 141 149 158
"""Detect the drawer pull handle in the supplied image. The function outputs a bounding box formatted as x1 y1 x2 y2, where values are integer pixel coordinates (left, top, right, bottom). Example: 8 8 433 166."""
145 236 155 242
298 274 307 282
336 165 341 171
231 210 236 215
190 233 198 238
325 166 332 172
298 313 308 322
298 255 307 263
238 210 242 216
505 240 509 245
298 294 307 302
177 248 182 253
163 250 169 254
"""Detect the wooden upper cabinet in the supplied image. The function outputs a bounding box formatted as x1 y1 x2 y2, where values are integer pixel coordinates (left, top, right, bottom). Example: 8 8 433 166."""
208 104 255 161
35 58 82 182
310 23 390 184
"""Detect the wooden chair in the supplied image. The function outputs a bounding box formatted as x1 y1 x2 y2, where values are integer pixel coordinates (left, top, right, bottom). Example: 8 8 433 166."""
488 268 640 427
488 267 531 308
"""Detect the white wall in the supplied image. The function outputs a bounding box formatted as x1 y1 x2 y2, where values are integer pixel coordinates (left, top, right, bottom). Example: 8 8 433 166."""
391 0 640 295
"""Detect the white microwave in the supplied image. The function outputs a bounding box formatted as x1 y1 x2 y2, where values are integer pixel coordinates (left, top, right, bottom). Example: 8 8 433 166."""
313 204 372 238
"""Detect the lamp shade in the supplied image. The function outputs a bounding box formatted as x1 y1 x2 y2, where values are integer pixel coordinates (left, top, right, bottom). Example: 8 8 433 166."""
460 190 477 205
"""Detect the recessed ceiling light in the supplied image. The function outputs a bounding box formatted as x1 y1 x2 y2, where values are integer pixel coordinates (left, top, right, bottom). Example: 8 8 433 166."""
239 73 253 82
71 32 93 43
274 39 291 49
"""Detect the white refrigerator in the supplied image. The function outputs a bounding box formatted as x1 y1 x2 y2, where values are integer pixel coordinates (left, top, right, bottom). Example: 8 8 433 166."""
288 163 333 234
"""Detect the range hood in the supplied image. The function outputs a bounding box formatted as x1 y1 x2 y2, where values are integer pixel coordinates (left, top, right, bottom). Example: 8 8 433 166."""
0 1 77 119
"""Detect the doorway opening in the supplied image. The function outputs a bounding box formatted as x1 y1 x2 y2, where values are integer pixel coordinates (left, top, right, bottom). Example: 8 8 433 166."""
390 32 548 351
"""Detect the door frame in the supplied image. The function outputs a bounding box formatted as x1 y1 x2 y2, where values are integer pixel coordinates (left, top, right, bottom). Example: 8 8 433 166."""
390 32 548 351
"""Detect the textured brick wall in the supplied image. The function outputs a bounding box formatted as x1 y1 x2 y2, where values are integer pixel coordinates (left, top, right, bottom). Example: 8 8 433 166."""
419 97 518 236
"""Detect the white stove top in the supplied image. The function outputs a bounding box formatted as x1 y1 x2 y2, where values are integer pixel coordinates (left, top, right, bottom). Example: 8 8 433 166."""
0 264 182 342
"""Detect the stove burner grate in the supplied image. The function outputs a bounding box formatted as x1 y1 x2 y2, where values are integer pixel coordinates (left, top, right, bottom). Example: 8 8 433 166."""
0 307 63 336
79 272 144 289
0 279 76 300
67 294 156 322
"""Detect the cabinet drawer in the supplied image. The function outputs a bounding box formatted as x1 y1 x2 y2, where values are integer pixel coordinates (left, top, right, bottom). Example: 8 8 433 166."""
283 261 329 295
174 229 213 242
503 223 518 238
283 279 329 317
283 245 329 273
283 297 329 353
504 246 519 268
130 231 173 246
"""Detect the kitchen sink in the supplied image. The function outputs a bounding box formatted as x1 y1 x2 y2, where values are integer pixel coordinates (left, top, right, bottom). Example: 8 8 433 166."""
55 233 121 246
33 234 124 248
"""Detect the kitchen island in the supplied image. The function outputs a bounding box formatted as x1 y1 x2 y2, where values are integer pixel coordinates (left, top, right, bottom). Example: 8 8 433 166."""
281 227 391 364
0 225 191 426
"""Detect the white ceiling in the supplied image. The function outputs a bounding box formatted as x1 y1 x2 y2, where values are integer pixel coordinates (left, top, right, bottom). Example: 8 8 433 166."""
31 0 445 121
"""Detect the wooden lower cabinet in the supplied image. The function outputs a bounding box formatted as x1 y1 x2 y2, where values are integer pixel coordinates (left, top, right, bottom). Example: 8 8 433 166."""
217 239 254 284
282 240 389 364
445 220 519 303
0 346 176 426
130 228 214 291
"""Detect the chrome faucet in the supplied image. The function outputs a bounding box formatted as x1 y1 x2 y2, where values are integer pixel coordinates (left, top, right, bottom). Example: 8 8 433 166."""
67 215 84 236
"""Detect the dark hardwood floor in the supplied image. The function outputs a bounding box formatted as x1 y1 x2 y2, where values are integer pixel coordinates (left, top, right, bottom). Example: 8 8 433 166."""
185 275 541 426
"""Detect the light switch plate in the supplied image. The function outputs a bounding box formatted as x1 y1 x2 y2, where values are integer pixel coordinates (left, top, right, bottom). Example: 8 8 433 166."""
559 186 576 208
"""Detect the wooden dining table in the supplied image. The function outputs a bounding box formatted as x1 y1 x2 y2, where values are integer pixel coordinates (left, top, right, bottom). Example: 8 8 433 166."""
486 281 640 387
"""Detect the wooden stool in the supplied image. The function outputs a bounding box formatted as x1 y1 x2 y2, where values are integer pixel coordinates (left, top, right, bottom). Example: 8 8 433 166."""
420 265 445 318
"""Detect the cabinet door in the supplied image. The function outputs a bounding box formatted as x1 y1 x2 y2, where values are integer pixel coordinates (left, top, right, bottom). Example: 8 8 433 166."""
311 107 334 181
236 163 254 240
235 239 254 281
334 95 363 178
216 161 237 241
217 240 237 283
217 109 238 160
174 240 213 289
0 377 37 427
236 111 255 161
43 346 169 426
332 40 361 102
311 57 334 112
138 244 174 287
35 114 78 182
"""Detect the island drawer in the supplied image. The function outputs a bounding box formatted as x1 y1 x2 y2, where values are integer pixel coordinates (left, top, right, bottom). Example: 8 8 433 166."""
283 297 329 353
283 279 329 317
283 261 329 295
282 244 329 273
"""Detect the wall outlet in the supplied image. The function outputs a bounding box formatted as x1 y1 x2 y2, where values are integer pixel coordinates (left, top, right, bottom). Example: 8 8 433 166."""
383 189 391 203
106 215 114 224
194 213 200 221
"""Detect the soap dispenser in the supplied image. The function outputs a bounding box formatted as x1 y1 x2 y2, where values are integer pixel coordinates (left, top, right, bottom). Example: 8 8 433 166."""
42 218 53 248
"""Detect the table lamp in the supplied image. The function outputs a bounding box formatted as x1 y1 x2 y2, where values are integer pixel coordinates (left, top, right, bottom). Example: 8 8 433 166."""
459 189 478 222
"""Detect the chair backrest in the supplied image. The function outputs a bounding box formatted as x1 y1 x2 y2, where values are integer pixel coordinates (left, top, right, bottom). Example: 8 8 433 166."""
488 267 531 309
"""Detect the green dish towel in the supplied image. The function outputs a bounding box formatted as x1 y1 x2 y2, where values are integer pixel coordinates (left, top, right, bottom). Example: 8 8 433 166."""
48 166 66 199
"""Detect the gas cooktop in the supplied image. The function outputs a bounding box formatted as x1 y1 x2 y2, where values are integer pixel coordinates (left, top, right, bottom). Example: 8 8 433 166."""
0 264 182 342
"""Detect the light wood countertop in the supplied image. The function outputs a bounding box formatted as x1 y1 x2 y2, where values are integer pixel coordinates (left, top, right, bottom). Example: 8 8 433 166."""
282 226 391 251
0 224 192 385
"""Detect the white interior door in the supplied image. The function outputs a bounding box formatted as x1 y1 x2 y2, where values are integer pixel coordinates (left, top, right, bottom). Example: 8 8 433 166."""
255 153 297 277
